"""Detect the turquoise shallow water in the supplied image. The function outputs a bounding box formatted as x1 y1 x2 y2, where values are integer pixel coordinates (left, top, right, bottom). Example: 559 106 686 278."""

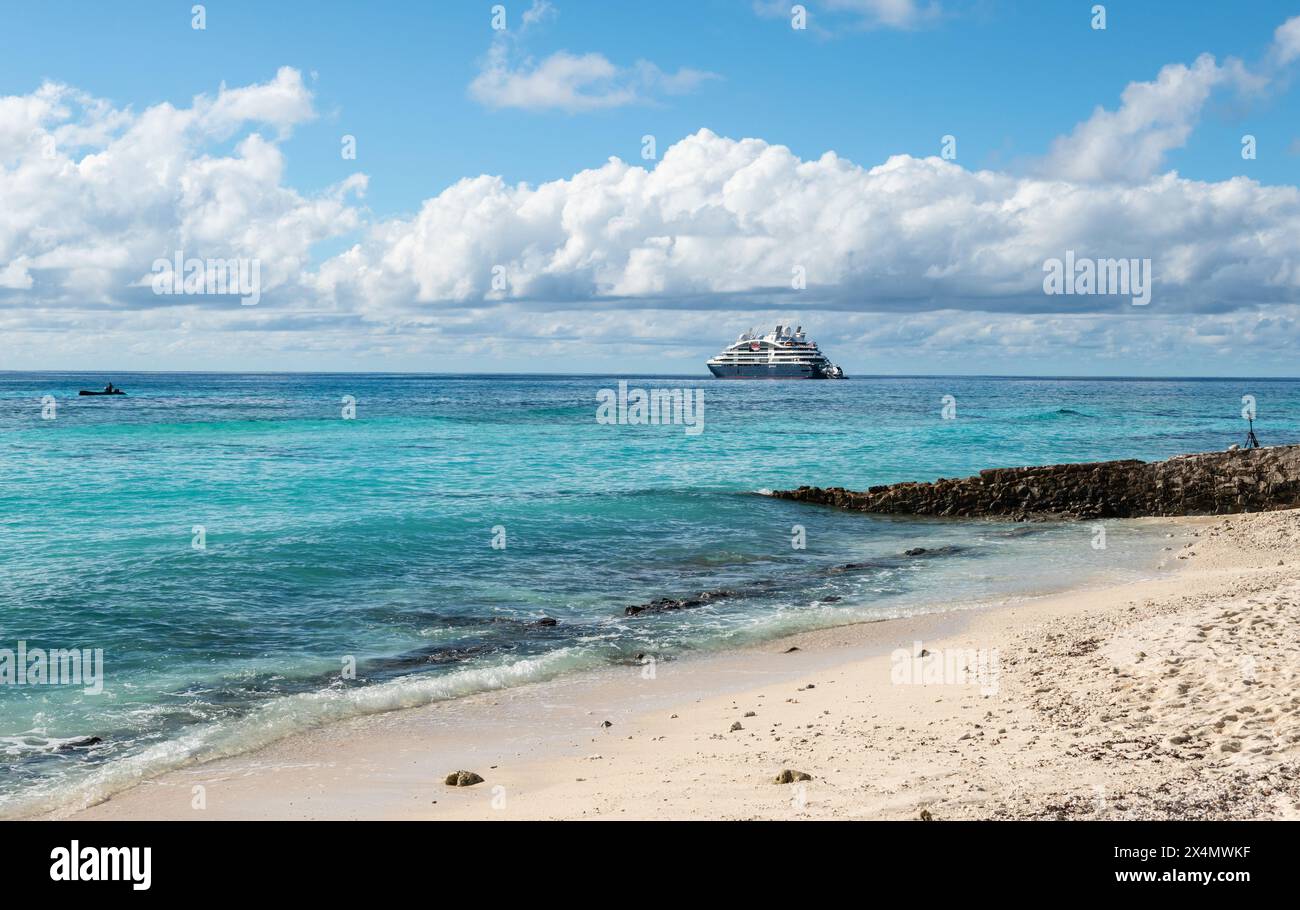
1 372 1297 815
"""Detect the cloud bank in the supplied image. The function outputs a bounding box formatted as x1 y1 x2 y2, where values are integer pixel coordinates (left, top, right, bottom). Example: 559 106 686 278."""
5 16 1300 372
314 125 1300 318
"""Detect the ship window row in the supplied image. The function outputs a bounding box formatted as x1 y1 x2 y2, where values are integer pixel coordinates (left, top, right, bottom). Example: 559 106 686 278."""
716 355 825 361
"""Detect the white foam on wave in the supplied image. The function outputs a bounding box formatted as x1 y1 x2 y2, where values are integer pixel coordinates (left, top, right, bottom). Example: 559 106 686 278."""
1 646 596 819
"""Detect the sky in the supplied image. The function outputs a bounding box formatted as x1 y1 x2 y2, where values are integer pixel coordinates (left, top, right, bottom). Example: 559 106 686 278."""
2 0 1300 376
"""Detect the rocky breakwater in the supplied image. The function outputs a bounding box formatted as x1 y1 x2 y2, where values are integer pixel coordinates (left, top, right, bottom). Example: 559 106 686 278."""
772 444 1300 520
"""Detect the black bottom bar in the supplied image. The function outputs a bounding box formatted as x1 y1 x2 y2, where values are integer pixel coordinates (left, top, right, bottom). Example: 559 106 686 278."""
2 820 1278 896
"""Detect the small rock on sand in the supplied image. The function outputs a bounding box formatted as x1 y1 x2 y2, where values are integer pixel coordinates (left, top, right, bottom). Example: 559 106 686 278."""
444 770 484 787
773 769 813 784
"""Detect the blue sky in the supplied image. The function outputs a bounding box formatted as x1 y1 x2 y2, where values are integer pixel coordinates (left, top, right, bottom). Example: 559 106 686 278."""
3 1 1300 375
7 1 1297 204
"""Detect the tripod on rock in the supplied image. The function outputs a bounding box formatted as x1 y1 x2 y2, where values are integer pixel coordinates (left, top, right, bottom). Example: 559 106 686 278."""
1244 415 1261 450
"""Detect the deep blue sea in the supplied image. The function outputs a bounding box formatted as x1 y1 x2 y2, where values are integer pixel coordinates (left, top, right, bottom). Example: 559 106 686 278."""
2 372 1297 815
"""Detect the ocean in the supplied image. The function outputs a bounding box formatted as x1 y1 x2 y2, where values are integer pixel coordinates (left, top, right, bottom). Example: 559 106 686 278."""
2 372 1297 816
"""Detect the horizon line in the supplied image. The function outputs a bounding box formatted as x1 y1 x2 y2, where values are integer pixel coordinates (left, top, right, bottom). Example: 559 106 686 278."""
4 370 1300 382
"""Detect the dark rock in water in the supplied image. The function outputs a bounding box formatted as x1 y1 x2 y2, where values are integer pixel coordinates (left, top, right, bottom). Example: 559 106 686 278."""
376 641 499 673
773 769 813 784
995 525 1045 538
534 617 558 626
624 589 738 616
59 736 102 751
827 561 882 574
445 770 484 787
820 595 842 603
828 547 965 575
772 445 1300 520
914 545 966 557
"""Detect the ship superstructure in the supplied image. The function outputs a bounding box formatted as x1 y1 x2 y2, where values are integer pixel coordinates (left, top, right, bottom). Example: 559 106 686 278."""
706 325 845 379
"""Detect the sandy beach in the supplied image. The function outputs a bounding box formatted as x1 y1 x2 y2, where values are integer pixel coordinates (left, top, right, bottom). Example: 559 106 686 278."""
61 509 1300 822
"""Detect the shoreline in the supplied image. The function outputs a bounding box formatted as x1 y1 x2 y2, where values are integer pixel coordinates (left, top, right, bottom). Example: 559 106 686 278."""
54 602 993 820
56 510 1300 821
16 518 1172 820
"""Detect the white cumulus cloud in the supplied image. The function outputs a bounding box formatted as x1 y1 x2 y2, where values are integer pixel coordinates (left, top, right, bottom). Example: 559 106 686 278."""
1271 15 1300 65
0 67 364 310
1040 54 1259 183
314 128 1300 319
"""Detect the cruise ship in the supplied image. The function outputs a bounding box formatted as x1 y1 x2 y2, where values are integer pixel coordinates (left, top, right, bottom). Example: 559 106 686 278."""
706 325 845 379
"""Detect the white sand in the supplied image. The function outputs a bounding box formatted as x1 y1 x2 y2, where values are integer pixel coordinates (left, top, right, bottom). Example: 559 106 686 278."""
61 510 1300 821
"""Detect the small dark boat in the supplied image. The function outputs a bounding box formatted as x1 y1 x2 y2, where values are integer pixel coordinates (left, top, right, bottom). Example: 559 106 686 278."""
79 389 126 396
